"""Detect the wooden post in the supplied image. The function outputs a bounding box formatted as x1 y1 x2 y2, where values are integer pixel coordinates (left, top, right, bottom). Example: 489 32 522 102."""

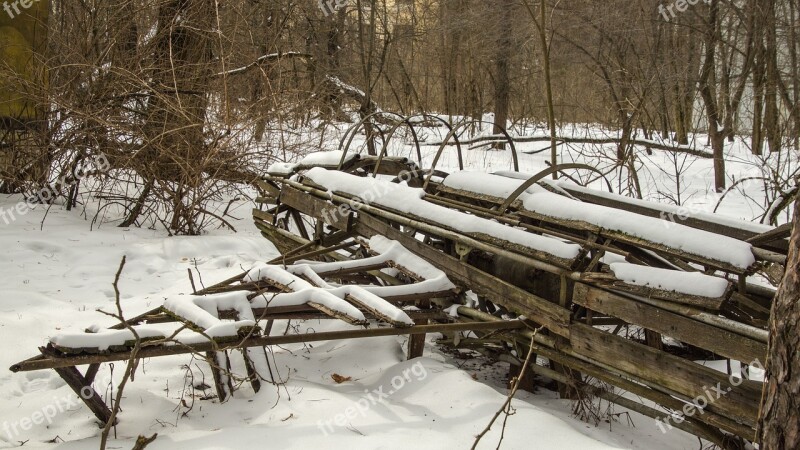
509 342 536 393
407 318 427 360
206 351 233 402
645 329 664 351
52 365 113 424
240 349 261 394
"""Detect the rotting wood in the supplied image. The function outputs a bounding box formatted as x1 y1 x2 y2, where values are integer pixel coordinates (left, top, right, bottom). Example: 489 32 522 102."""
50 363 113 424
572 284 766 363
569 323 762 427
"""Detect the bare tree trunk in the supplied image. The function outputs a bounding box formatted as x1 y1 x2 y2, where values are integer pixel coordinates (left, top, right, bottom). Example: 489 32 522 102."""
698 0 726 192
789 0 800 149
752 0 766 156
143 0 213 232
533 0 558 177
763 0 781 153
440 0 461 116
758 199 800 449
492 0 513 149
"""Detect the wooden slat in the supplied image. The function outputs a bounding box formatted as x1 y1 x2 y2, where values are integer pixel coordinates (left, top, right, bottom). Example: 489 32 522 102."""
206 351 233 402
255 196 277 205
280 185 353 232
256 179 281 197
407 318 428 359
746 222 792 247
51 364 113 424
12 322 528 372
581 272 733 310
252 208 274 224
569 323 762 427
573 284 766 363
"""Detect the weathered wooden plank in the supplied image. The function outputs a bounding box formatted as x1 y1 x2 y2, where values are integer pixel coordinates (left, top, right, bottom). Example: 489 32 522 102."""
206 351 233 402
12 322 527 372
457 306 756 440
254 196 277 205
569 323 762 427
51 364 113 424
746 222 791 247
280 185 353 232
573 284 766 363
255 179 281 198
407 318 427 360
581 271 733 310
603 281 730 310
252 208 274 224
354 213 572 337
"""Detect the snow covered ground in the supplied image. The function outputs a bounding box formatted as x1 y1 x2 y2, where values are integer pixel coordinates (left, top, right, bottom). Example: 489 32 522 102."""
0 124 784 449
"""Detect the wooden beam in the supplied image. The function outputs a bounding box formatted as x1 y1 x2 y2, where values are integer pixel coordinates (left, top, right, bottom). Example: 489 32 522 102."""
572 284 766 363
407 318 428 360
52 364 113 424
569 324 762 427
281 185 353 232
11 321 526 372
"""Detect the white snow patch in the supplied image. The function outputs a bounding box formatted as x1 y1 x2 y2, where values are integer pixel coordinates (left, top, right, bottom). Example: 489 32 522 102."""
609 263 731 298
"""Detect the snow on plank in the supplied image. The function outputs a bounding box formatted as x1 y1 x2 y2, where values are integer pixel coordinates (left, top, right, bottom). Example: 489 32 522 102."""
49 326 166 355
245 264 369 325
266 151 361 177
442 171 547 200
246 261 415 327
602 262 734 309
440 170 756 272
266 162 298 176
163 292 260 339
297 150 359 169
552 180 774 235
294 236 457 300
519 191 756 272
303 168 582 265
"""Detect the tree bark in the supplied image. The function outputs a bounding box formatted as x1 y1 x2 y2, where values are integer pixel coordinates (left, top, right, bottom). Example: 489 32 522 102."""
698 0 726 192
758 200 800 449
492 0 513 150
536 0 558 177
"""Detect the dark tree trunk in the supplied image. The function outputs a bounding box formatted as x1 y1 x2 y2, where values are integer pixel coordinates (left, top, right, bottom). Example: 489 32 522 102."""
145 0 213 181
758 199 800 449
763 0 781 154
698 0 726 192
492 0 513 150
